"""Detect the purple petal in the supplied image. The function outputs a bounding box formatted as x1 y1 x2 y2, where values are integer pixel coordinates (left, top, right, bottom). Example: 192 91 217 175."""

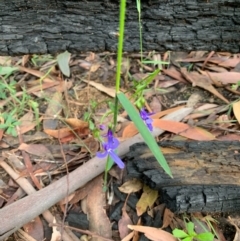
96 151 108 158
108 136 119 149
99 124 106 130
109 151 125 169
140 109 148 120
146 123 153 131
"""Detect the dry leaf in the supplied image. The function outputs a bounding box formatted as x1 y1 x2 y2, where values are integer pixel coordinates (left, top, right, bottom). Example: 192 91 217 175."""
118 197 133 239
161 208 174 229
136 184 158 216
18 143 53 159
180 69 229 104
82 80 116 98
153 119 215 141
205 71 240 84
23 217 44 241
43 92 63 130
64 118 89 129
128 225 176 241
118 179 143 194
86 176 112 241
233 100 240 124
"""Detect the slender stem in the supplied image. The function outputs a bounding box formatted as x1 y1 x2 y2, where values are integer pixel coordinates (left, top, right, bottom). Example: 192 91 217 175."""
115 0 127 93
103 156 110 191
138 13 143 63
114 0 127 129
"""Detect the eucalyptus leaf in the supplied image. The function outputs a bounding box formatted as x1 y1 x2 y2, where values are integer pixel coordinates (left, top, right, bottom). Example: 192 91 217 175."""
117 92 172 177
57 51 71 77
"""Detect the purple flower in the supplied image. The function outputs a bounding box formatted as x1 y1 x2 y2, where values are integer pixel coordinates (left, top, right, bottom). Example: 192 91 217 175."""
140 108 153 131
97 129 125 169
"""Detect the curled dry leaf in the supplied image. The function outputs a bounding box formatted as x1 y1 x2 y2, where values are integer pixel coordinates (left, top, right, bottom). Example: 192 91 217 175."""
118 179 143 194
127 225 176 241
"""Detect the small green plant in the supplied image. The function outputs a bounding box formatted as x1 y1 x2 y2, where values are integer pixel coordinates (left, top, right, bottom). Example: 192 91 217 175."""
0 66 41 135
231 80 240 90
172 220 214 241
0 111 21 137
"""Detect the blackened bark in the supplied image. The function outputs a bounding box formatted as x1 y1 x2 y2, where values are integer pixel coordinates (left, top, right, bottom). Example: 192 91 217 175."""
126 141 240 212
0 0 239 55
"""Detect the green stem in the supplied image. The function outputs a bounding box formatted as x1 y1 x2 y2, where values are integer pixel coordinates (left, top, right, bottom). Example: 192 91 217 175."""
115 0 127 93
103 156 110 191
114 0 127 130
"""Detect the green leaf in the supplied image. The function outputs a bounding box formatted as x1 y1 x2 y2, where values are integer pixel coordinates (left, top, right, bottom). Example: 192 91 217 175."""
0 124 8 129
107 157 114 171
183 237 193 241
142 69 160 86
195 232 214 241
57 51 71 77
117 92 172 177
186 222 196 236
172 229 189 238
0 66 18 76
136 0 141 13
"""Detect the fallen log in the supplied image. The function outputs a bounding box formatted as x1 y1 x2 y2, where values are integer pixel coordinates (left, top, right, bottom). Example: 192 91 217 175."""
126 141 240 213
0 0 239 55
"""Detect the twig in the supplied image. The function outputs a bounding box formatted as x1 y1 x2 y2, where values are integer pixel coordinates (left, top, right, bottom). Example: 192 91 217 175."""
0 160 74 241
49 223 114 241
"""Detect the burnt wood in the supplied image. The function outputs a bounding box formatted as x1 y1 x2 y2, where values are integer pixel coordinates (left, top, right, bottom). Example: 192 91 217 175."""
0 0 240 55
126 141 240 212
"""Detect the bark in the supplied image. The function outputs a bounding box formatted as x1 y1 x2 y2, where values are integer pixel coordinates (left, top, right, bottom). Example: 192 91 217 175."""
126 141 240 212
0 0 239 55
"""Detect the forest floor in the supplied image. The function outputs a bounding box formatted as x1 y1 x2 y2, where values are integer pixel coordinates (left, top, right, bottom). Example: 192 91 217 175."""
0 51 240 241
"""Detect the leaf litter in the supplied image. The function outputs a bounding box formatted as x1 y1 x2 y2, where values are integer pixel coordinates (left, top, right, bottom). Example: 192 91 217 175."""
0 51 240 240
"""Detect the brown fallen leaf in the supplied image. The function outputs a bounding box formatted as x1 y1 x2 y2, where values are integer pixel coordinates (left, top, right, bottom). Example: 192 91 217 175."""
18 143 53 159
136 184 158 216
128 225 176 241
82 80 116 98
86 176 112 241
118 195 133 239
233 100 240 124
118 179 143 194
43 92 63 130
19 111 43 134
202 71 240 85
64 118 89 129
180 68 229 104
23 216 44 241
153 119 215 141
161 208 174 229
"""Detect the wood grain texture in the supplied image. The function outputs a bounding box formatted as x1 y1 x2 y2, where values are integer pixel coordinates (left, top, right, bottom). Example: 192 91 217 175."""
0 0 239 55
